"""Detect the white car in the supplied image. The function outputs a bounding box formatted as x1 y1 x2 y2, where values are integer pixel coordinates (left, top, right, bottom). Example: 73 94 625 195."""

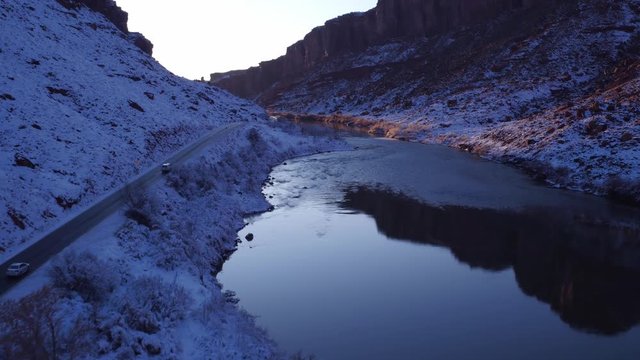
6 262 30 277
161 162 171 174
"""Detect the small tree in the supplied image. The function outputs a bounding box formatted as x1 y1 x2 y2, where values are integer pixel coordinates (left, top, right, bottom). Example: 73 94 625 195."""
0 286 92 359
0 287 57 358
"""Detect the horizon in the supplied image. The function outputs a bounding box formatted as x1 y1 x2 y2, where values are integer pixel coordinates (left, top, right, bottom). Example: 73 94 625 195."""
116 0 378 80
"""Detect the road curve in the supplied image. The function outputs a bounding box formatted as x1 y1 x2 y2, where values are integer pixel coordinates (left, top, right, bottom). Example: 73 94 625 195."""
0 122 245 296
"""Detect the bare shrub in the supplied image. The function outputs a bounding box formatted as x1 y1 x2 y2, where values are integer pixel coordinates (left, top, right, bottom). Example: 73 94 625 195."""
198 291 227 324
143 123 197 156
124 187 160 228
605 175 640 205
289 352 318 360
581 118 607 137
49 250 118 303
247 127 269 155
6 207 27 229
147 229 188 270
519 159 570 185
165 165 190 195
117 276 192 334
0 286 93 359
197 289 275 355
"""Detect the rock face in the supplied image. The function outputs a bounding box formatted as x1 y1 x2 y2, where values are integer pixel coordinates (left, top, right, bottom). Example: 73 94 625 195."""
213 0 640 204
80 0 129 33
129 32 154 56
56 0 153 55
56 0 128 32
374 0 542 37
211 0 556 99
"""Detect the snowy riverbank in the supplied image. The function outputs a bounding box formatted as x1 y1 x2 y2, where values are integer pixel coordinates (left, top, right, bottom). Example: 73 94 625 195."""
1 122 346 358
0 0 347 357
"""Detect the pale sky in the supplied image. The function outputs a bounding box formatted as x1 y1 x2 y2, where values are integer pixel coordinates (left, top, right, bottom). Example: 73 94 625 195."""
116 0 378 80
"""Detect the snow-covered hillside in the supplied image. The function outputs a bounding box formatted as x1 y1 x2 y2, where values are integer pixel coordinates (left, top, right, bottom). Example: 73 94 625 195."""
253 1 640 202
0 0 263 253
0 0 344 358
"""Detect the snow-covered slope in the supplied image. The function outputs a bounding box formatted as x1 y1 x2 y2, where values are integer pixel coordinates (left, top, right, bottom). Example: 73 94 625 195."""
0 0 265 252
223 0 640 203
0 0 344 358
2 122 342 359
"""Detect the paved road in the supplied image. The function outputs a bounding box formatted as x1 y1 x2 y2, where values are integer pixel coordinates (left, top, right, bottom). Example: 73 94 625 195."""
0 122 244 295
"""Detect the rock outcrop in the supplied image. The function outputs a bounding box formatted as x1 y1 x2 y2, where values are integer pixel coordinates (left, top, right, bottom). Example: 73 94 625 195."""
80 0 129 32
129 32 154 56
56 0 153 55
211 0 557 99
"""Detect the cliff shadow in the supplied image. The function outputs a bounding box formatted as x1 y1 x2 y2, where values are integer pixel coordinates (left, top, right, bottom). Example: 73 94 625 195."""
339 186 640 336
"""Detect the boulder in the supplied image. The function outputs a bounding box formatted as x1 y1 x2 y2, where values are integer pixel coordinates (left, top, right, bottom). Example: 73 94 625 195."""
14 153 37 169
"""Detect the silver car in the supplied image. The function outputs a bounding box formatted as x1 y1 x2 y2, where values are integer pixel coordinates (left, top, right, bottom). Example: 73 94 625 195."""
6 262 30 277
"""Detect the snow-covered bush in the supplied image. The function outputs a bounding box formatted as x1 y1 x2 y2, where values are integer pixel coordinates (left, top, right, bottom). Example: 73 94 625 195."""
167 150 245 199
198 289 231 324
124 187 161 228
167 127 271 199
166 158 220 199
49 250 118 303
116 276 192 334
147 229 188 270
194 289 280 359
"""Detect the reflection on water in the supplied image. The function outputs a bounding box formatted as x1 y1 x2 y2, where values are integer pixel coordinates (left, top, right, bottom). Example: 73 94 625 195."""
341 186 640 335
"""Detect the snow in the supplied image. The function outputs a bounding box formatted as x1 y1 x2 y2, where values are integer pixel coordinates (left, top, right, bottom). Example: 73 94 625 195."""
2 210 125 301
0 0 346 358
0 0 264 254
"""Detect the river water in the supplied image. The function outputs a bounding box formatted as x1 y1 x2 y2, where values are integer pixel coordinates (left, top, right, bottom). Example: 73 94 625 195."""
219 133 640 359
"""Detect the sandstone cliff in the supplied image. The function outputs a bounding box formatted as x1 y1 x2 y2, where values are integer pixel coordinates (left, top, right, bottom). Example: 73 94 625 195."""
56 0 154 55
211 0 640 204
210 0 556 99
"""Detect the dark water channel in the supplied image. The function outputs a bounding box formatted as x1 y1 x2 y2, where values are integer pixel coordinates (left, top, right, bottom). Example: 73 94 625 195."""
219 133 640 360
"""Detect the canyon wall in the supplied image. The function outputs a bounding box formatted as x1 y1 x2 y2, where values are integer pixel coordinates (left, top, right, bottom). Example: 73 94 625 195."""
57 0 153 55
211 0 556 99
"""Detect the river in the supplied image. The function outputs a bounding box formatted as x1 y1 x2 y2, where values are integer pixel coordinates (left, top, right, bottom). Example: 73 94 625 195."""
219 132 640 359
